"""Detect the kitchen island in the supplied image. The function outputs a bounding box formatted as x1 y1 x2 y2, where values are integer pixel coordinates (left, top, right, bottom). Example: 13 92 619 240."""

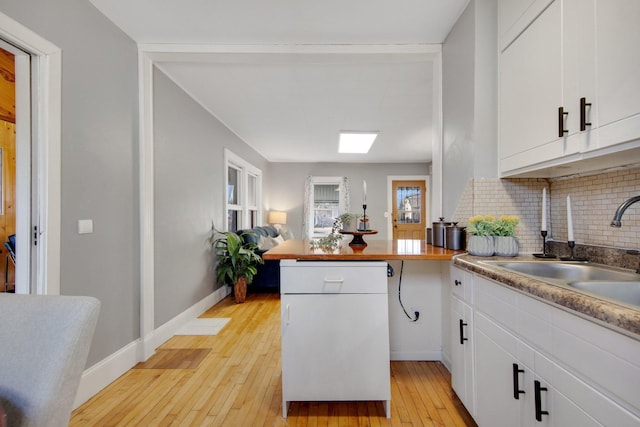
265 239 461 419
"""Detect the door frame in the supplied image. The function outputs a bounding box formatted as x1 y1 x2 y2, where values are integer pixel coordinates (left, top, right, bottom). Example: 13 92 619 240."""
387 175 430 240
0 11 62 295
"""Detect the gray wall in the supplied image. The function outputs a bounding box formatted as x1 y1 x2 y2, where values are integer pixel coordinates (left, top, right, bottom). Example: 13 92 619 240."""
442 0 498 218
153 68 269 327
265 162 430 240
0 0 140 365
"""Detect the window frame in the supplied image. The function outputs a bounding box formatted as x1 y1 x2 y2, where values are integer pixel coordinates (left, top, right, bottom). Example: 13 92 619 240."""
224 149 262 231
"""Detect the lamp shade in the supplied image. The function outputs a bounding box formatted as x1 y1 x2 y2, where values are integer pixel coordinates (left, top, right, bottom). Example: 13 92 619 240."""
268 211 287 225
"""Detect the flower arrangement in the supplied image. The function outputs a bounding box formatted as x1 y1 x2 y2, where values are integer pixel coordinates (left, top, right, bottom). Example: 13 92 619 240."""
467 215 520 237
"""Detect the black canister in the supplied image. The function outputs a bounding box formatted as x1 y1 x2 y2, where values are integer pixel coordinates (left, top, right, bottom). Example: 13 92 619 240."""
445 223 466 250
426 227 433 244
432 217 451 247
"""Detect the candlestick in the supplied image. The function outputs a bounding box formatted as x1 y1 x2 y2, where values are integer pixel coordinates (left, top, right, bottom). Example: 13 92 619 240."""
541 188 547 232
560 240 587 261
533 230 556 258
363 180 367 203
567 195 574 242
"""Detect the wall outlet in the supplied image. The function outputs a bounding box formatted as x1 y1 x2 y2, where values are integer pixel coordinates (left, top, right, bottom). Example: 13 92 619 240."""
410 306 422 323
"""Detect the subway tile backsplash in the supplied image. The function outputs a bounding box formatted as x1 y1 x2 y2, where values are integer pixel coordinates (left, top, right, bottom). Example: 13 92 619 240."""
452 167 640 253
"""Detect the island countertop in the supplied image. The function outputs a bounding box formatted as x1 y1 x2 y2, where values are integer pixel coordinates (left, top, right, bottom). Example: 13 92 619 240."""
262 239 463 261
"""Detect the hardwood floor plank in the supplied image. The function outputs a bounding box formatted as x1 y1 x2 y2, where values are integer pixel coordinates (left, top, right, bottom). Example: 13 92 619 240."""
71 293 476 427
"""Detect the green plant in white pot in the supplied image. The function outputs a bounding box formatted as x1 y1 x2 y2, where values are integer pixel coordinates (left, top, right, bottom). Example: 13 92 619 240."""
336 213 360 232
466 215 520 257
210 225 263 303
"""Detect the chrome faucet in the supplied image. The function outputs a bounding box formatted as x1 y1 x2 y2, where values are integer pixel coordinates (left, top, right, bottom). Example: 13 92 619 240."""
611 195 640 227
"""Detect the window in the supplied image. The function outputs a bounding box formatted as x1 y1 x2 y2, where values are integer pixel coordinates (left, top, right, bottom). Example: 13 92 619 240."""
303 176 350 238
225 149 262 231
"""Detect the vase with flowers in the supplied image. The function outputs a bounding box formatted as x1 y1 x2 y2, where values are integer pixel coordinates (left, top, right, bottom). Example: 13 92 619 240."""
466 215 520 257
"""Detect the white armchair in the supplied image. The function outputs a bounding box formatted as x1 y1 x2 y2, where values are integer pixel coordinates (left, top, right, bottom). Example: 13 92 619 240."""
0 294 100 427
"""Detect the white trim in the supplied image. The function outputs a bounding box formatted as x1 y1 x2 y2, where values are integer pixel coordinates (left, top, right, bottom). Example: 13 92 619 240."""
14 47 31 294
386 175 430 239
139 43 442 56
139 50 155 360
390 350 442 361
74 287 231 408
431 51 443 223
0 11 62 295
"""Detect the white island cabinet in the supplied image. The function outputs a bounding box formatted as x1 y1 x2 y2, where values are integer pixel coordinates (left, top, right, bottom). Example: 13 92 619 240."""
280 260 391 418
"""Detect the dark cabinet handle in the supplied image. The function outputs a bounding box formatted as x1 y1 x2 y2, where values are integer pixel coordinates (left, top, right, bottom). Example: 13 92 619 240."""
512 363 525 400
459 319 468 345
580 97 592 131
454 279 462 286
534 380 549 421
558 107 569 137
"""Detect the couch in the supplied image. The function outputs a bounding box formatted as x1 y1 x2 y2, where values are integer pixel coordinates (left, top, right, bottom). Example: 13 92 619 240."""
234 225 284 292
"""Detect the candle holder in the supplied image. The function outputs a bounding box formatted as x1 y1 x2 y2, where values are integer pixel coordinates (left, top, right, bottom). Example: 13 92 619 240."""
559 241 587 261
533 230 556 258
358 204 369 231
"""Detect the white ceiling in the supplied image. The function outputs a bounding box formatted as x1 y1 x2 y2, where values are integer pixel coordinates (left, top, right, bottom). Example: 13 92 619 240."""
90 0 469 163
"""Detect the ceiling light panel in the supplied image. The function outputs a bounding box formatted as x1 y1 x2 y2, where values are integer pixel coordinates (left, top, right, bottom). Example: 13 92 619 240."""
339 132 378 153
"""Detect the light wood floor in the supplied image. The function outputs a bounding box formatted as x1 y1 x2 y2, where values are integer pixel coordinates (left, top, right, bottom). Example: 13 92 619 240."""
70 293 476 427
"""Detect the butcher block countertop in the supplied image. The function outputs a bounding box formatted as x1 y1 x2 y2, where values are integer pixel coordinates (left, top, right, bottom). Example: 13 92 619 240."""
262 239 463 261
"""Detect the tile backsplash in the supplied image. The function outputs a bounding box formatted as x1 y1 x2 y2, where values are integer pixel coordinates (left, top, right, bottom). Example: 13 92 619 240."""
452 167 640 253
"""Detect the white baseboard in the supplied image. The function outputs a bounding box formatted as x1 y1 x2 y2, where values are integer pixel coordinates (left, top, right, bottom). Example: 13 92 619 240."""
390 350 442 361
73 286 231 409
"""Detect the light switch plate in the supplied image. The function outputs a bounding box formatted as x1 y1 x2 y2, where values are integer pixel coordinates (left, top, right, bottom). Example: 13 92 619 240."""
78 219 93 234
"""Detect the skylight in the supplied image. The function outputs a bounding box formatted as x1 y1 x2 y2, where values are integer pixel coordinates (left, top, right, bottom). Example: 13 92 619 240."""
338 132 377 154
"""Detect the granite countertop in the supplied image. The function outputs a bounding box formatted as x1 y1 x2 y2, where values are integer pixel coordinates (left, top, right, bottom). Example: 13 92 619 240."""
453 254 640 338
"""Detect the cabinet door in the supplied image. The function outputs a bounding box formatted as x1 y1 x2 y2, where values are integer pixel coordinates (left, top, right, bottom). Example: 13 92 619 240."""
281 293 390 402
475 313 523 427
500 0 566 173
450 296 475 416
594 0 640 149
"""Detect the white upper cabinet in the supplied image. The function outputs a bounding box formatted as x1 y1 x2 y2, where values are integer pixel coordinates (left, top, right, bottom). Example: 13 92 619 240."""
498 0 640 177
595 0 640 149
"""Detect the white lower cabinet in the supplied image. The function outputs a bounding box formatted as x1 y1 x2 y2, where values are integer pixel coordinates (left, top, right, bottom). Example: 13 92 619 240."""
451 295 475 416
475 312 599 427
453 270 640 426
280 261 390 418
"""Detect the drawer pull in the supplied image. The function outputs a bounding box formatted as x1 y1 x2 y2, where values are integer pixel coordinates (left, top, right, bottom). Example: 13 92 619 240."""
323 278 345 284
459 319 468 345
580 97 592 131
286 304 290 325
558 106 569 137
512 363 525 400
534 380 549 421
454 279 462 286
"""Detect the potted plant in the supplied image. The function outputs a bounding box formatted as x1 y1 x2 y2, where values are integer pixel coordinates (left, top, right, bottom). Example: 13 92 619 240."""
336 213 360 232
466 215 520 257
210 225 264 303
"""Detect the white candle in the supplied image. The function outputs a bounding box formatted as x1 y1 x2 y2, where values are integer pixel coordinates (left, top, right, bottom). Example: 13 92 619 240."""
363 180 367 203
567 195 574 242
541 188 547 231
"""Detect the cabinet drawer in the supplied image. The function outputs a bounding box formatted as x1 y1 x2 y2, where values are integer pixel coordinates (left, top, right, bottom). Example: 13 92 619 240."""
475 275 517 332
281 261 387 294
450 265 473 303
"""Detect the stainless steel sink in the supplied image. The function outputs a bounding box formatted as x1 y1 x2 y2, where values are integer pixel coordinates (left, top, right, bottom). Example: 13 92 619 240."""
568 281 640 307
479 260 640 308
485 261 640 282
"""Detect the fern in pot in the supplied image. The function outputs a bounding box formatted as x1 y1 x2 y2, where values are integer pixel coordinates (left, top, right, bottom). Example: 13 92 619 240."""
210 225 263 303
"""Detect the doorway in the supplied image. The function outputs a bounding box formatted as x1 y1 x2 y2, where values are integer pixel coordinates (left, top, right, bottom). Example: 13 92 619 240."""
391 178 428 240
0 46 16 292
0 14 62 295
